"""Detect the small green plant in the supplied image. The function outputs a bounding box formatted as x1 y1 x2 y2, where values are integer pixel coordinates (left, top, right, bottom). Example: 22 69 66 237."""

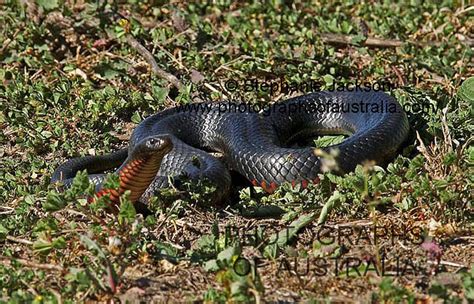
372 278 416 303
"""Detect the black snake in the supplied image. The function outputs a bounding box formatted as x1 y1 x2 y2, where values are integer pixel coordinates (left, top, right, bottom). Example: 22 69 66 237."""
51 90 409 206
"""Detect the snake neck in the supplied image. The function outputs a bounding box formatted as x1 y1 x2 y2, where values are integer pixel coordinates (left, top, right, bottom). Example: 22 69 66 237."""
94 154 162 209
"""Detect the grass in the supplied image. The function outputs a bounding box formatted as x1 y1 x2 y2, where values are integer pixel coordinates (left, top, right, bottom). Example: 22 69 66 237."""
1 0 473 302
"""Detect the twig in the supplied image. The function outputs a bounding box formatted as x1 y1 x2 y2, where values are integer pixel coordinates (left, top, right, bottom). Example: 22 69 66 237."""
454 235 474 241
102 51 135 65
427 260 467 269
330 220 373 227
0 29 20 56
163 28 193 45
6 235 33 245
248 288 261 304
454 5 474 17
154 43 188 71
48 289 63 304
19 0 41 24
0 256 64 272
124 32 208 102
79 286 93 302
320 33 474 48
321 33 402 48
0 206 15 215
125 34 184 91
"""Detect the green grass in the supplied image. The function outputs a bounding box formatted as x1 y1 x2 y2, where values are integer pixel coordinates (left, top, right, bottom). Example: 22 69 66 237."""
1 0 473 302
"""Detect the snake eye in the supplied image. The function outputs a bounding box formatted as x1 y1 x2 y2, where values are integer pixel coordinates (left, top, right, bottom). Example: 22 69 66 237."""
146 137 163 148
145 136 172 151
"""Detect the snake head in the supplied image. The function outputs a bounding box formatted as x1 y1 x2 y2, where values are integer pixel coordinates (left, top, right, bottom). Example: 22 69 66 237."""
132 135 173 159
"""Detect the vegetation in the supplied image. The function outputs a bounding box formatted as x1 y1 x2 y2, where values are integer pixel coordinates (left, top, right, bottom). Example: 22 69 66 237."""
1 0 473 302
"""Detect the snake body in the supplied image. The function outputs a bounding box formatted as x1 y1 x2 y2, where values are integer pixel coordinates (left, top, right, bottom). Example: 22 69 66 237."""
52 90 409 205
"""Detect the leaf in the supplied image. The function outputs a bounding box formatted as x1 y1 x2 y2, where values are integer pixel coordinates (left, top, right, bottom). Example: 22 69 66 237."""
464 267 474 300
322 74 334 86
33 239 52 253
0 224 8 240
69 170 91 195
52 236 67 249
118 198 136 225
41 130 52 138
152 85 169 102
195 234 216 250
80 235 106 259
264 213 317 258
33 234 65 254
318 191 343 224
217 246 241 265
37 0 59 10
190 69 205 84
65 268 90 285
102 173 120 190
458 77 474 102
314 135 346 148
204 259 220 272
43 191 67 212
94 62 121 79
131 111 142 124
351 33 367 45
154 242 179 260
85 266 108 291
240 205 286 218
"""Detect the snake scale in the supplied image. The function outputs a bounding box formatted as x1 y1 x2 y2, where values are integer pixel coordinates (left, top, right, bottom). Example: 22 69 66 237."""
51 90 409 206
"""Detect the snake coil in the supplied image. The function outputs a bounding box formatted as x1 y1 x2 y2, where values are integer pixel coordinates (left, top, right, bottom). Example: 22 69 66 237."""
52 90 409 205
